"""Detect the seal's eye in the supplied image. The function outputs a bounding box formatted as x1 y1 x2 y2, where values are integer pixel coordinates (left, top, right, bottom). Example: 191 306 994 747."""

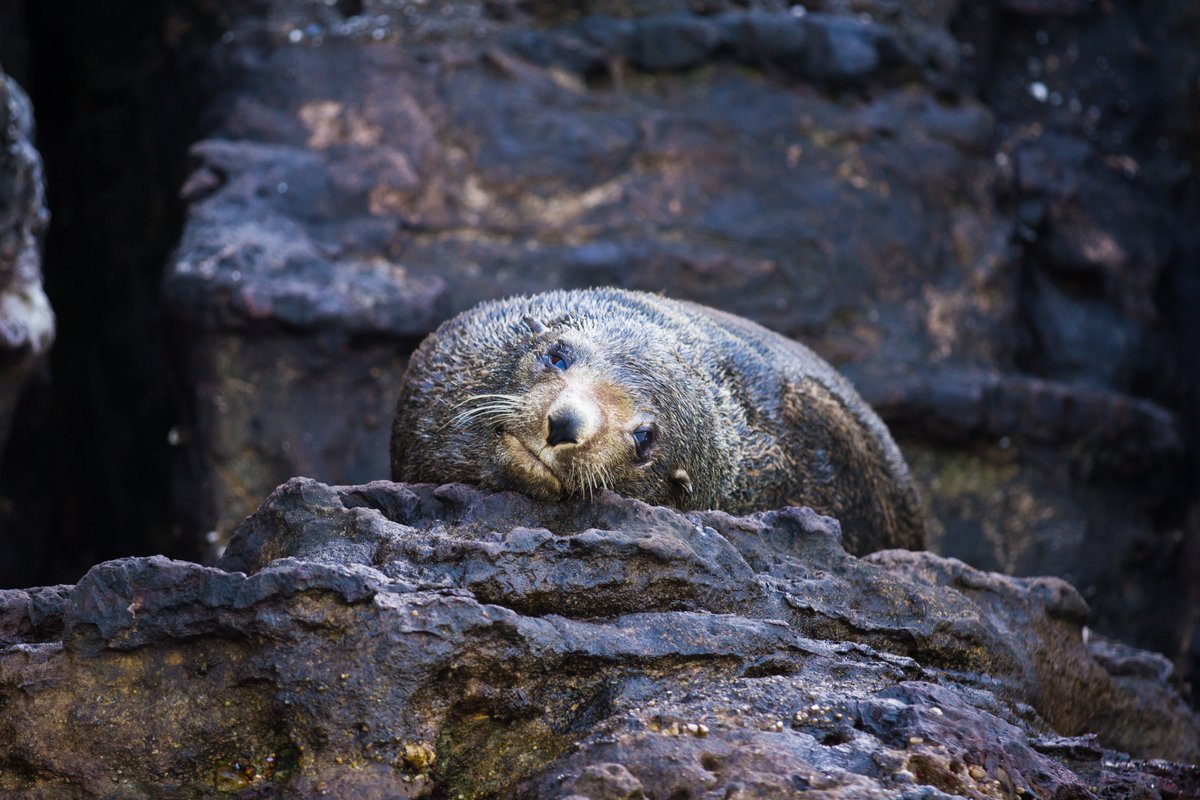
540 349 572 371
632 426 655 460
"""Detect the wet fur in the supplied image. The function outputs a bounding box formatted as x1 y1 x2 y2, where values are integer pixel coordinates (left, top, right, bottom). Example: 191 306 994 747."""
390 288 926 554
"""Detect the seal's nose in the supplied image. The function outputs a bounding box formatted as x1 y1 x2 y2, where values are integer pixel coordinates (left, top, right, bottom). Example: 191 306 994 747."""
547 408 583 447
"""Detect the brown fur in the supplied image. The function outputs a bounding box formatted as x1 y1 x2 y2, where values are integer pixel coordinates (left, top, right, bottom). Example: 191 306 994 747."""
390 288 925 554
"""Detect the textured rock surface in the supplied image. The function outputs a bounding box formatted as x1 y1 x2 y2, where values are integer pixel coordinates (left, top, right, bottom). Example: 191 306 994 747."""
0 69 51 459
149 0 1200 702
1 480 1196 797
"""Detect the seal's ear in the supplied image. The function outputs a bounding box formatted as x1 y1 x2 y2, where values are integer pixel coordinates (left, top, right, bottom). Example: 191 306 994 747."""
671 468 693 496
521 315 547 335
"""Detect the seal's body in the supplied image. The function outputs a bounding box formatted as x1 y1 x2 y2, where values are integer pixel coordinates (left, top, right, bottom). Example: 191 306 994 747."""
390 288 924 553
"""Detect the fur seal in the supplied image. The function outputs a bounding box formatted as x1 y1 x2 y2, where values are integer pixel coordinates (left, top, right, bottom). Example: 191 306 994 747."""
390 288 925 554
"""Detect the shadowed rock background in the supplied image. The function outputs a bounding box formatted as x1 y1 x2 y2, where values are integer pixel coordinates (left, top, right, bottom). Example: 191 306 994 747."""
0 0 1198 793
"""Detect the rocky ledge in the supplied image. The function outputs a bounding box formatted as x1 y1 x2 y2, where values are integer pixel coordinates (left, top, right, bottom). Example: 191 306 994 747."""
2 479 1197 798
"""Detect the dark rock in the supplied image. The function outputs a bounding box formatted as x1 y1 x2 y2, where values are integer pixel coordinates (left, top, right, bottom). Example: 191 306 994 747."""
163 136 449 561
1000 0 1097 17
571 13 638 57
0 584 69 646
860 365 1182 474
0 70 52 457
626 14 722 72
0 66 54 593
221 479 770 619
504 29 608 76
796 13 908 88
167 139 449 336
717 10 811 69
852 365 1188 658
1 481 1195 797
960 0 1200 697
1038 733 1200 799
1010 134 1173 389
558 11 923 89
0 8 30 88
169 326 417 563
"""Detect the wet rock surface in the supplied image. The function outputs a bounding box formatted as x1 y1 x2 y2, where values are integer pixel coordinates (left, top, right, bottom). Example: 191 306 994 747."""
1 480 1196 797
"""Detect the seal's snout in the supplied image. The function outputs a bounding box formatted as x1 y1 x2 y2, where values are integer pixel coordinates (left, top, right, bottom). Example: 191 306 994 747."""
547 408 583 446
544 388 602 449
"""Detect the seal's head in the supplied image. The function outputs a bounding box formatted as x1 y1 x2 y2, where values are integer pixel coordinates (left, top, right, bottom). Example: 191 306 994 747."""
391 291 735 509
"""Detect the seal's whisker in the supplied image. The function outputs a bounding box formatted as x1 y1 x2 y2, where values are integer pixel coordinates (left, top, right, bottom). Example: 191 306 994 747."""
598 464 613 493
453 403 517 422
443 398 524 431
573 461 594 502
588 464 606 501
450 392 524 410
571 461 583 499
450 399 521 421
449 408 488 425
460 399 522 413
